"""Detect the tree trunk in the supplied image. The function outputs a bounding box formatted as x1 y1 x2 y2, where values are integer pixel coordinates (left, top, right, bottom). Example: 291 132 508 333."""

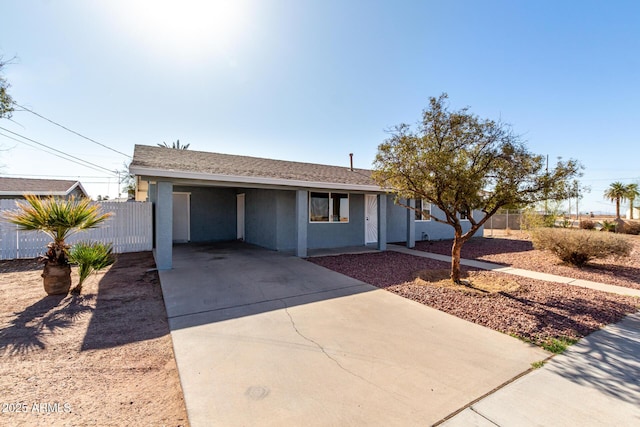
616 199 620 219
42 262 71 295
450 234 463 283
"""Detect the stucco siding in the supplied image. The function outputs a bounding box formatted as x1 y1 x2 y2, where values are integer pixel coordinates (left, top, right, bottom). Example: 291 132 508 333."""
243 188 277 249
275 190 296 251
174 186 236 242
386 198 484 243
386 196 407 243
307 193 365 249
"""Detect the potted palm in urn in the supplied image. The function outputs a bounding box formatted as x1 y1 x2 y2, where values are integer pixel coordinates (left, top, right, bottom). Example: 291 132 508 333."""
2 195 112 295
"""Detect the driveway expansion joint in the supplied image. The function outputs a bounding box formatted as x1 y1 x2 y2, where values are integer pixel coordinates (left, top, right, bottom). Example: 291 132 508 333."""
471 407 500 426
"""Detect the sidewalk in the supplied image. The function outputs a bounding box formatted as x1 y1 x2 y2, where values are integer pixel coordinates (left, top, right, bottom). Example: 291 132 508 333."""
386 245 640 426
387 245 640 297
441 311 640 426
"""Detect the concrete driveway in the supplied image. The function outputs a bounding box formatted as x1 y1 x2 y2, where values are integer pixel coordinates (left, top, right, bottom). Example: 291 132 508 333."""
159 242 548 426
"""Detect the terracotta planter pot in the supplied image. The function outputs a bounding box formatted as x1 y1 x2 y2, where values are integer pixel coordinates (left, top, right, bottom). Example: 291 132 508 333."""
42 263 72 295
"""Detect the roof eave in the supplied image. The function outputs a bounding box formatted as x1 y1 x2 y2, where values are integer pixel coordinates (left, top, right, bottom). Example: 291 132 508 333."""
67 181 89 197
129 166 383 193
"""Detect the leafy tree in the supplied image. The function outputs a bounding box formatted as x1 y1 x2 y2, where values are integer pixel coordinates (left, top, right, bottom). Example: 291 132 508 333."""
158 139 190 150
0 55 14 119
604 182 628 219
372 94 581 283
625 183 639 219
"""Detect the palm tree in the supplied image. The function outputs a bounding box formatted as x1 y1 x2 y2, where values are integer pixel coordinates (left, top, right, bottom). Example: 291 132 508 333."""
157 139 190 150
604 182 628 219
626 183 639 219
2 195 112 295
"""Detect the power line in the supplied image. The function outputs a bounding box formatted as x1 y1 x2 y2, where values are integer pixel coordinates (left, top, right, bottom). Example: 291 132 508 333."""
0 130 112 175
13 102 132 158
0 172 114 179
0 127 117 175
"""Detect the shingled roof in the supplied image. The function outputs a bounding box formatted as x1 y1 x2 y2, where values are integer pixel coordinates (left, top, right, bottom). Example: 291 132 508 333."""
0 177 88 197
130 145 380 191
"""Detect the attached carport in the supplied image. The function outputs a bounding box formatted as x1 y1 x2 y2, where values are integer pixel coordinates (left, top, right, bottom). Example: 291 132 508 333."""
139 179 390 270
130 145 390 270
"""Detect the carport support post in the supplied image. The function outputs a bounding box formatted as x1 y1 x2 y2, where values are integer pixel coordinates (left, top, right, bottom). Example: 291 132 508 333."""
295 190 308 257
377 194 387 251
406 198 416 248
155 181 173 270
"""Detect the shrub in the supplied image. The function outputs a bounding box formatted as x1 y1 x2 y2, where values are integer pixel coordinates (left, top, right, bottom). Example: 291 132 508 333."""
600 220 617 232
69 241 115 294
619 220 640 235
579 219 596 230
531 228 632 267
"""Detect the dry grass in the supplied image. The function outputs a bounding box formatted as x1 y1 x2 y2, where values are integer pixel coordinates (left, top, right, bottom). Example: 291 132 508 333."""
413 269 522 295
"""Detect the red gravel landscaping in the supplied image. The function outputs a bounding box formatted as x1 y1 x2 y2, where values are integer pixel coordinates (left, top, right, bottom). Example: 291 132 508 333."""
308 251 639 348
414 234 640 290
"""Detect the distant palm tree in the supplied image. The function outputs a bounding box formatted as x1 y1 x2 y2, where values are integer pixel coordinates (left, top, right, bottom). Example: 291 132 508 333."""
604 182 628 219
626 183 639 219
158 139 190 150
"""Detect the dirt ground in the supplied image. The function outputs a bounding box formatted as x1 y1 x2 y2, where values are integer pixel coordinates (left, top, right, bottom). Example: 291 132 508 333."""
0 252 189 427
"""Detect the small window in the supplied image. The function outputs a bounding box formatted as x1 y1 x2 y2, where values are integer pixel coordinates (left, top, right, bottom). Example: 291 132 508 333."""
331 193 349 222
310 192 349 222
415 199 431 221
460 211 472 220
310 192 330 222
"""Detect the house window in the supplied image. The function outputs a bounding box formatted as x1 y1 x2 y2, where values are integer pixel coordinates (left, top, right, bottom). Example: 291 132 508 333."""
309 192 349 222
460 211 472 220
415 199 431 221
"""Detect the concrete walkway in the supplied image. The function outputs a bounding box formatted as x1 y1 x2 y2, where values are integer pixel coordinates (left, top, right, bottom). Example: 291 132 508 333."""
158 242 547 427
388 245 640 297
442 312 640 426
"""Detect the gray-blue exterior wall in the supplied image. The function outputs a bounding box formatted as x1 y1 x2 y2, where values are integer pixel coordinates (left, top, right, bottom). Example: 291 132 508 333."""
242 188 298 251
173 186 237 242
307 193 365 249
158 183 482 254
386 197 483 243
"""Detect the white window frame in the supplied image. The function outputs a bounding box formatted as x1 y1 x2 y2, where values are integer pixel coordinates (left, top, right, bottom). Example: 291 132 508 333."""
415 199 431 221
309 192 350 223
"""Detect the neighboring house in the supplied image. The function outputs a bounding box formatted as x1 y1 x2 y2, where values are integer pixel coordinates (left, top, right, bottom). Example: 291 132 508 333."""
0 177 89 200
130 144 480 270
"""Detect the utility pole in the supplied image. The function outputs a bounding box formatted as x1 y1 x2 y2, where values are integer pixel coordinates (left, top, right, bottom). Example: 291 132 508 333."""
544 154 549 216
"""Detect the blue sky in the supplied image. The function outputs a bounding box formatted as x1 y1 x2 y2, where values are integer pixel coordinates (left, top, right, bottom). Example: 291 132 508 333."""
0 0 638 213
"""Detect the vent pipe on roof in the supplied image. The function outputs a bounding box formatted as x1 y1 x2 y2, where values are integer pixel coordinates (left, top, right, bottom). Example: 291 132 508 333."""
349 153 354 171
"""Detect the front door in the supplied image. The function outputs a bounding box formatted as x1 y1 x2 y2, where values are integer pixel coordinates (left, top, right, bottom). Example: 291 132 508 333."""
365 194 378 244
236 193 245 240
172 192 190 243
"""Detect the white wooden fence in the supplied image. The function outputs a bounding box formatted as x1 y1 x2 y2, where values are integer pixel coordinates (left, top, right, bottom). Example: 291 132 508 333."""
0 200 153 260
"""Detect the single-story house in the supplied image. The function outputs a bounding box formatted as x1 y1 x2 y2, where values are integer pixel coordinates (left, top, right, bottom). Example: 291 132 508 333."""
129 144 480 270
0 177 89 200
